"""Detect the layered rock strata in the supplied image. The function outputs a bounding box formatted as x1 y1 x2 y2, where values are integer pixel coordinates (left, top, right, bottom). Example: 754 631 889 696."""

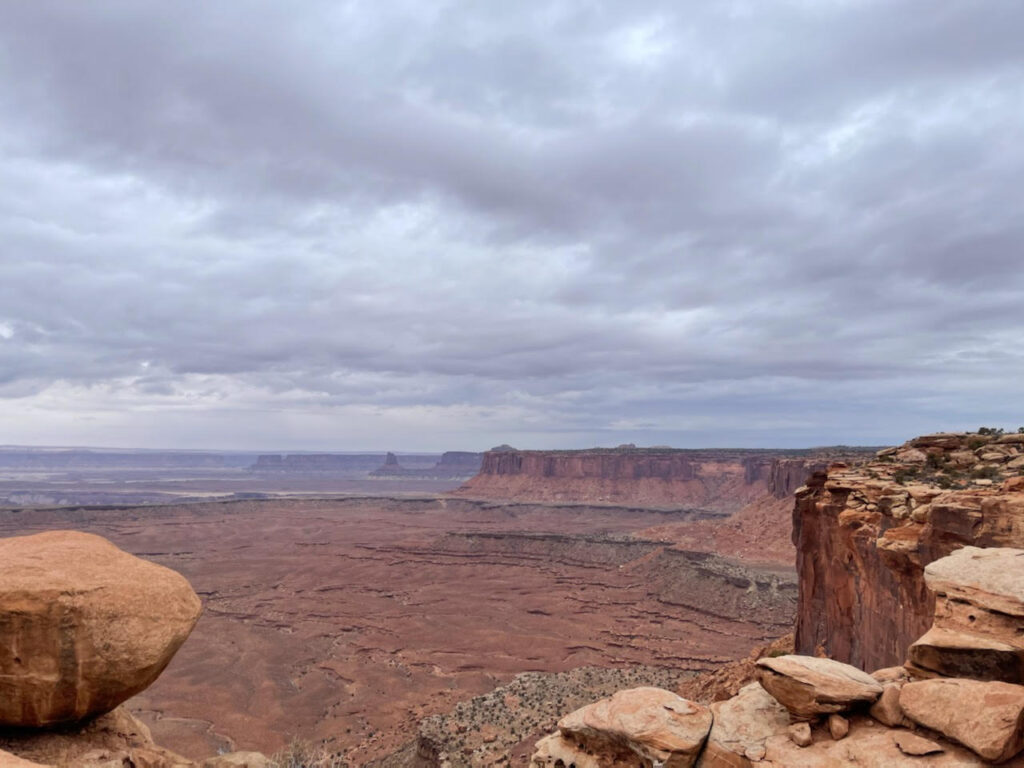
458 448 858 512
793 432 1024 670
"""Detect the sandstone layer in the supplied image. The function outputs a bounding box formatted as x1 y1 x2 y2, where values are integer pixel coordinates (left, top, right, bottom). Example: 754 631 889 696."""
0 531 202 727
456 448 857 513
793 432 1024 670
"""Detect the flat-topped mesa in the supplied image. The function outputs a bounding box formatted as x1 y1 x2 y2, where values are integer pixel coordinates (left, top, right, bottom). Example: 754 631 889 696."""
793 431 1024 671
456 447 861 512
370 450 483 478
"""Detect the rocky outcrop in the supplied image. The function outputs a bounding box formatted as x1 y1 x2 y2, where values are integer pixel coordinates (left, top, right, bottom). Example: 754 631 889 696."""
793 432 1024 670
458 448 859 512
0 705 193 767
532 688 712 768
0 531 202 726
533 543 1024 767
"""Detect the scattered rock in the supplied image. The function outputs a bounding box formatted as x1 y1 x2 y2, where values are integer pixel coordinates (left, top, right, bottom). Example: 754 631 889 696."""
900 678 1024 763
755 655 882 719
787 723 812 748
697 682 789 767
827 713 849 740
893 731 944 756
868 683 909 727
0 531 203 727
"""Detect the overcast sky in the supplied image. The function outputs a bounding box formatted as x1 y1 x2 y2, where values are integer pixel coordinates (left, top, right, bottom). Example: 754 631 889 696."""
0 1 1022 451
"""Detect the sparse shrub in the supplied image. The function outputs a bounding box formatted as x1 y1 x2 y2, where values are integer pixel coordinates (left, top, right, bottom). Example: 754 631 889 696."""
272 738 347 768
970 465 1001 481
978 426 1005 436
892 467 919 485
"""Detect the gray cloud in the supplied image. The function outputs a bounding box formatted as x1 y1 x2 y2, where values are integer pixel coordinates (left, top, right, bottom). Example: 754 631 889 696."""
0 0 1022 450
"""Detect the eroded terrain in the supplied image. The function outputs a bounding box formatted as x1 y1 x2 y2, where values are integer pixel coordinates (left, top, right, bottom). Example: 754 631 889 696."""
0 497 794 764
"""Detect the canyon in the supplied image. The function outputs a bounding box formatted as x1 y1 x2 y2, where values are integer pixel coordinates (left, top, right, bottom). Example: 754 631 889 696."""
0 494 794 765
10 436 1021 766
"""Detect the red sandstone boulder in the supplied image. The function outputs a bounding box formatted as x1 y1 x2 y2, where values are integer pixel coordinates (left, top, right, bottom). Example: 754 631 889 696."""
532 687 712 768
755 655 881 719
900 678 1024 763
0 531 202 726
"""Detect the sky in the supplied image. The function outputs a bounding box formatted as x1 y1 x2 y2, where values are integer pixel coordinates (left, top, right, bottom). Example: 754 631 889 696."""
0 1 1022 452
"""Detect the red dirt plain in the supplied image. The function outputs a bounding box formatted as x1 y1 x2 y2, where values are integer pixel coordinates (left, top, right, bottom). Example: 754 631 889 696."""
0 497 790 764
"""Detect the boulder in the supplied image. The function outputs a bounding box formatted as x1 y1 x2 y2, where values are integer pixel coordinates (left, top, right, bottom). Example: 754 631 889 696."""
826 714 848 740
868 683 909 727
0 531 202 726
755 655 882 719
908 625 1024 683
540 687 712 768
893 732 944 757
696 682 789 768
924 546 1024 618
900 678 1024 763
787 723 811 748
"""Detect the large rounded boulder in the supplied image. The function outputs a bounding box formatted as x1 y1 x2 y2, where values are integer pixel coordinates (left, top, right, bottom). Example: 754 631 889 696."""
0 530 202 726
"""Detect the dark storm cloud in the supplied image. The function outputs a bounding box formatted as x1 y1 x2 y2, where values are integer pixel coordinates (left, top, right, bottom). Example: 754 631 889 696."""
0 0 1022 449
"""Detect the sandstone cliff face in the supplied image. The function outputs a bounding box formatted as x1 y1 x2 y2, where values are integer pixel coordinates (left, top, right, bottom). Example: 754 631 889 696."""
457 449 847 513
794 432 1024 671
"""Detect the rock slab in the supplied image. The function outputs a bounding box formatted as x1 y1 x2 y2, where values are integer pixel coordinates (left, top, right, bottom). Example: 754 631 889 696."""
900 678 1024 763
755 654 881 719
0 531 202 726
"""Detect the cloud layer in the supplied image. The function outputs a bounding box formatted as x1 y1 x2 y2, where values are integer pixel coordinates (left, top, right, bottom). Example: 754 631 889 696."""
1 1 1022 450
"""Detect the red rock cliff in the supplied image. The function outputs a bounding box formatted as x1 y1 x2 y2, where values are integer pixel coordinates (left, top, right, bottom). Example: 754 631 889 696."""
793 431 1024 671
457 448 849 514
